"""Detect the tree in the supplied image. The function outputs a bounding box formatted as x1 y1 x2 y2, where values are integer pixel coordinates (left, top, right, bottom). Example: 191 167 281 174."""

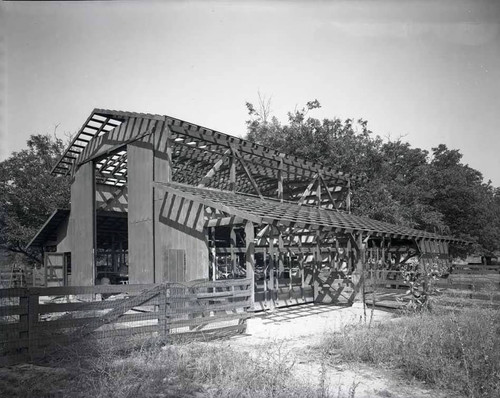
426 144 500 256
244 98 500 257
0 134 71 263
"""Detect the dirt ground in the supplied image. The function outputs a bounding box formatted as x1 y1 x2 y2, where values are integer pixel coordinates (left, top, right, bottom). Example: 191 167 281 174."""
0 303 465 398
221 303 463 398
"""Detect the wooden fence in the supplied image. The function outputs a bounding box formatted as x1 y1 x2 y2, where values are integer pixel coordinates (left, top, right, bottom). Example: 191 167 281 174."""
364 267 500 309
0 278 252 366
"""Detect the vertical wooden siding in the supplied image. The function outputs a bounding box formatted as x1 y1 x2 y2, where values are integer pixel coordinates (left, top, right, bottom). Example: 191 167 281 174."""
69 162 95 286
127 143 155 284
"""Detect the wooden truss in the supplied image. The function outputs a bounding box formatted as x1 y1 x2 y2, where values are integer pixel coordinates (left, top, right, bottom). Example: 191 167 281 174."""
52 109 357 209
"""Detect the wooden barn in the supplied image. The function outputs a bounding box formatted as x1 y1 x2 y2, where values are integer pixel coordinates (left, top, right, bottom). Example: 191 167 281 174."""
27 109 462 310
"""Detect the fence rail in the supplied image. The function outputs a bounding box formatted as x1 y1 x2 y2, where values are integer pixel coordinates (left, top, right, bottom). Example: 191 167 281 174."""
0 278 252 366
363 268 500 309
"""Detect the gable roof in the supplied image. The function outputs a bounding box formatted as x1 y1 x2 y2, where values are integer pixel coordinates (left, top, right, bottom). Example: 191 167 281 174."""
51 109 362 202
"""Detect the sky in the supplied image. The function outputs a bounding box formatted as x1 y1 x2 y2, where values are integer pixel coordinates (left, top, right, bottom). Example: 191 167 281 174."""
1 0 500 185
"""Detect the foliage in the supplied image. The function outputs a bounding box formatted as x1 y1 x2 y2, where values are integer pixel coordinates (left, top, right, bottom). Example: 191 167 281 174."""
0 134 70 263
397 258 450 311
245 98 500 257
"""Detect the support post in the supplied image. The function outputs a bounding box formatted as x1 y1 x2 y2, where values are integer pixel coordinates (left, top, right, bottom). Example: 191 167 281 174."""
268 226 276 308
314 229 321 300
69 161 95 286
210 227 217 281
278 157 284 202
317 172 322 208
158 283 168 340
245 221 255 310
229 154 236 192
19 292 28 355
28 293 38 358
346 179 351 214
230 227 237 278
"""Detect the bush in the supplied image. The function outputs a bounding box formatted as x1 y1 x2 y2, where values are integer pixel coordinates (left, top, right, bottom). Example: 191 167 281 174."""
322 306 500 397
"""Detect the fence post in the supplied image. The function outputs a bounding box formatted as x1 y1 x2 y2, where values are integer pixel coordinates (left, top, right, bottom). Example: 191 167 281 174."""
19 290 29 355
158 283 168 340
28 293 38 359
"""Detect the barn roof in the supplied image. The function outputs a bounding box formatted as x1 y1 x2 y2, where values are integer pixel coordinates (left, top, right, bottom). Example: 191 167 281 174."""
27 210 128 249
156 181 464 243
51 108 361 201
26 209 70 249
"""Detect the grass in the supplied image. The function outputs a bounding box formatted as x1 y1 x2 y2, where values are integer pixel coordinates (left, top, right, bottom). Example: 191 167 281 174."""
322 295 500 398
0 335 356 398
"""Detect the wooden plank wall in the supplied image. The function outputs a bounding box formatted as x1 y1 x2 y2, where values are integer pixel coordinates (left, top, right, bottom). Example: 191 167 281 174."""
155 192 209 282
69 162 95 286
127 143 155 284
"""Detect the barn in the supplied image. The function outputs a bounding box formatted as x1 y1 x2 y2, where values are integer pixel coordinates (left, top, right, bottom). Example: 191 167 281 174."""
27 109 461 310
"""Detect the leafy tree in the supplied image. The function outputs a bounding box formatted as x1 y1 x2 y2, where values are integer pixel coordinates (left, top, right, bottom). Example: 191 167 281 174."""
426 144 500 255
245 98 500 258
0 134 70 263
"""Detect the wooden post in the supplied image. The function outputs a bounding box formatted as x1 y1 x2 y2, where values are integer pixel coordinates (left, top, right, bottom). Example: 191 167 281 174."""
314 229 321 301
278 157 284 202
300 251 305 302
335 238 340 271
317 173 322 208
268 226 276 308
245 221 255 310
229 153 236 192
69 161 95 286
346 179 351 214
277 229 284 302
28 293 38 358
19 291 28 355
230 227 237 278
359 233 366 318
381 237 386 268
128 143 155 284
210 227 216 281
158 283 168 340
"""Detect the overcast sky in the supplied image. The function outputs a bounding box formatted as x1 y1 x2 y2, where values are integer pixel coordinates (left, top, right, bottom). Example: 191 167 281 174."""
2 0 499 185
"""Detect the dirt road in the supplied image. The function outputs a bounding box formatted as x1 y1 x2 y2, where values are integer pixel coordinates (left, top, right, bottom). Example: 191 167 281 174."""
222 303 462 398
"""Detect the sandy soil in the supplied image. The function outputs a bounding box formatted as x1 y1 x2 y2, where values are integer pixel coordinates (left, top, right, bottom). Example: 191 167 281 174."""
220 303 463 398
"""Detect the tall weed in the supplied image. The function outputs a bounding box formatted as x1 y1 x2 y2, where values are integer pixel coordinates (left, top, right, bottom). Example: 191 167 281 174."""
322 306 500 397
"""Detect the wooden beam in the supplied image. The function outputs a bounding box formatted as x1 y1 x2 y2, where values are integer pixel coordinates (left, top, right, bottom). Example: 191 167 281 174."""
316 173 322 208
230 227 237 278
205 216 245 227
346 179 351 214
231 147 264 199
298 174 318 206
319 174 338 209
278 157 284 202
245 221 255 309
168 121 355 182
229 153 236 191
78 118 158 166
198 149 231 187
154 181 263 224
